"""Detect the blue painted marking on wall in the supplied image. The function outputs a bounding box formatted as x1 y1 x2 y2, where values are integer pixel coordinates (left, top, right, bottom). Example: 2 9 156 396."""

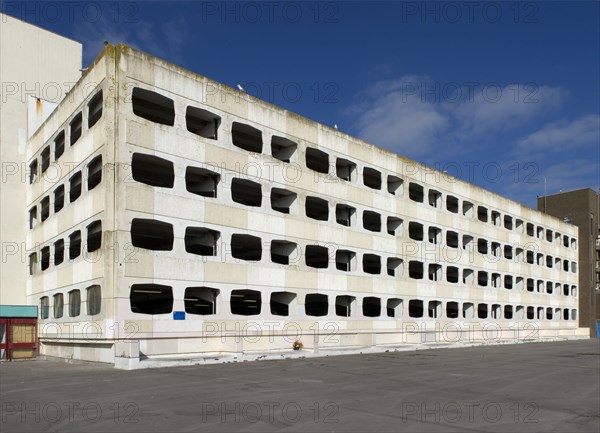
173 311 186 320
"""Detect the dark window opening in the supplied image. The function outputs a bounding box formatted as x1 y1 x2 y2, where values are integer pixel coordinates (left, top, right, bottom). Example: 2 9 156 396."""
336 295 355 317
563 284 570 296
491 211 501 226
29 206 37 229
408 300 423 318
546 308 553 320
387 257 403 277
271 240 297 265
428 226 441 245
69 230 81 260
185 287 219 315
41 246 50 271
478 271 488 287
546 281 553 294
463 303 474 319
69 289 81 317
477 303 488 319
504 215 513 230
477 238 488 254
447 231 459 248
54 239 64 266
504 245 513 260
491 273 501 288
41 146 50 174
363 254 381 275
87 155 102 190
491 304 501 319
409 261 423 279
29 160 38 184
132 153 175 188
447 266 459 283
526 306 535 320
53 294 63 319
231 178 262 207
270 188 296 214
362 211 381 232
526 250 535 264
526 223 535 236
408 182 424 202
132 87 175 126
428 300 441 318
231 122 262 153
537 226 544 239
336 204 355 227
305 196 328 221
515 219 524 233
428 264 442 281
271 136 297 162
504 275 513 290
408 221 424 241
54 130 65 160
305 294 328 316
131 218 174 251
428 189 441 208
563 235 569 247
477 206 488 222
70 112 82 145
387 175 403 195
363 167 382 190
387 298 403 317
305 245 329 269
336 249 355 272
270 291 295 316
87 285 102 316
186 166 219 197
69 171 82 203
336 158 356 181
88 90 103 128
491 242 501 258
305 147 329 174
363 297 381 317
546 255 553 268
447 195 459 213
231 234 262 261
563 260 569 272
447 301 459 319
87 220 102 253
504 305 513 320
186 106 220 139
185 227 220 256
231 289 261 316
29 253 37 276
387 216 403 236
130 284 173 315
40 196 50 222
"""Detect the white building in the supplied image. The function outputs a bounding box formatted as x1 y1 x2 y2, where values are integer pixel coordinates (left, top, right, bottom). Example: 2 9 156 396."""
25 44 587 368
0 14 81 359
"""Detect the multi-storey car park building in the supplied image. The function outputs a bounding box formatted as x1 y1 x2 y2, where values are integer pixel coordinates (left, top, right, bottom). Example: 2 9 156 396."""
25 45 587 367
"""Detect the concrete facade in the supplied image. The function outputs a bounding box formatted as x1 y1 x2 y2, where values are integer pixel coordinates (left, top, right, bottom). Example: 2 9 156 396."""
26 45 586 368
0 13 82 307
538 188 600 337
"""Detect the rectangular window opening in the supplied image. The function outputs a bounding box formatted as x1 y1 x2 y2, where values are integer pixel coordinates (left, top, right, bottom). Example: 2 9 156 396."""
54 239 64 266
363 297 381 317
477 303 488 319
305 293 328 317
132 87 175 126
363 254 381 275
428 264 442 281
53 293 64 319
447 266 459 284
131 218 174 251
132 153 175 188
504 215 513 230
305 147 330 174
477 206 488 223
387 216 403 236
335 204 356 227
478 271 488 287
40 297 49 319
270 291 295 316
69 112 82 146
271 240 297 265
231 289 262 316
86 220 102 253
408 183 424 203
69 230 81 260
29 160 38 184
428 227 441 245
69 171 82 203
335 249 356 272
186 106 220 139
336 295 355 317
185 227 220 256
231 234 262 261
186 166 219 197
387 175 403 195
270 188 297 214
428 189 441 208
362 210 381 232
463 302 474 319
87 285 102 316
41 146 50 174
305 196 329 221
185 286 219 315
387 257 403 277
463 201 474 217
271 136 297 162
41 246 50 271
428 300 441 318
408 221 424 241
305 245 329 269
40 197 50 222
446 195 459 213
447 231 459 248
409 261 424 279
387 298 403 318
446 301 459 319
88 90 103 128
130 284 173 315
231 178 262 207
463 269 474 285
53 185 64 214
54 130 65 160
363 167 382 190
69 289 81 317
231 121 262 153
87 155 102 190
408 300 423 318
335 157 356 181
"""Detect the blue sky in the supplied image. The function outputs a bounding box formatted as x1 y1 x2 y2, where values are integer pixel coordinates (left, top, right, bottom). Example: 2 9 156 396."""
5 1 599 207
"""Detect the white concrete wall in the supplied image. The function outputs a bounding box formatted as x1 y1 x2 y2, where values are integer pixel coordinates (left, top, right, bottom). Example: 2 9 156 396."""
0 13 81 306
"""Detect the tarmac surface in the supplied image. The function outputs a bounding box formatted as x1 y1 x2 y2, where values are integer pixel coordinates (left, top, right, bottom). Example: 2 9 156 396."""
1 339 599 432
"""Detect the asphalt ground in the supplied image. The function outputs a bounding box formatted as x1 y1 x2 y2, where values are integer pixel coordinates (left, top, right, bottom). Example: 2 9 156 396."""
1 339 598 432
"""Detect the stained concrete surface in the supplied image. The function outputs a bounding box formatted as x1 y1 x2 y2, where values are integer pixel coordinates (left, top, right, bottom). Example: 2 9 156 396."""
1 340 598 432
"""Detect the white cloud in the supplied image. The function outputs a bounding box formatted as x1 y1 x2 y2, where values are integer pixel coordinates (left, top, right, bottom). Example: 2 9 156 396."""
349 77 568 159
517 114 600 153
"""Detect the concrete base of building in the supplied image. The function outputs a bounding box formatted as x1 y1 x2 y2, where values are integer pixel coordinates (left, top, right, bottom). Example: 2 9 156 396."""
38 326 590 369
